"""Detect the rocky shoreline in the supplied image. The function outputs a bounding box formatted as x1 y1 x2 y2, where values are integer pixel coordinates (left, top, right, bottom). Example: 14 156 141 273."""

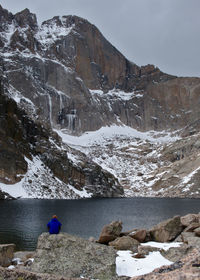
0 213 200 279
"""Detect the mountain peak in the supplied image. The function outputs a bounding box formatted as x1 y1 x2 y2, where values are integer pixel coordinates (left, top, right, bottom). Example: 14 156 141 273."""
0 4 13 25
14 8 38 30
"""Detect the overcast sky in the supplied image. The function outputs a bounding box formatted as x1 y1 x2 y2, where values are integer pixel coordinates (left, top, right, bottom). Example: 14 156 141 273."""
1 0 199 77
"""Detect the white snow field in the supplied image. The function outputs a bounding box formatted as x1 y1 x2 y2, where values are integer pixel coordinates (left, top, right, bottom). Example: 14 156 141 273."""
56 125 179 197
116 242 182 277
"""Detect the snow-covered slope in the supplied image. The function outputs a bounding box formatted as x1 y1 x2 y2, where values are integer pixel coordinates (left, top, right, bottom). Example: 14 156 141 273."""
55 125 200 198
0 156 93 199
54 126 179 197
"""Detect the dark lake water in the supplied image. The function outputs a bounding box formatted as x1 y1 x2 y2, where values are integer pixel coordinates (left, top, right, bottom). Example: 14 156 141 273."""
0 197 200 250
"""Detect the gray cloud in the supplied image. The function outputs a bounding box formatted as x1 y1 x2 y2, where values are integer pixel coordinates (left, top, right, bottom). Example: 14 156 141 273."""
1 0 199 77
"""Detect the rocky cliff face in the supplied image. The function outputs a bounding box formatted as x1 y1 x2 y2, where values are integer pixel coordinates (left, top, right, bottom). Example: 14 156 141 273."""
0 5 200 198
0 79 123 198
0 4 180 135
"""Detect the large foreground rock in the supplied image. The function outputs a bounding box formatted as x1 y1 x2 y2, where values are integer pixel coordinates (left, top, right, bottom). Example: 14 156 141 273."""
30 233 117 280
150 216 183 242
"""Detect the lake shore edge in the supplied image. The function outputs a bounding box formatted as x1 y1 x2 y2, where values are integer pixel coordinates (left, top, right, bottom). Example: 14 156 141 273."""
0 212 200 279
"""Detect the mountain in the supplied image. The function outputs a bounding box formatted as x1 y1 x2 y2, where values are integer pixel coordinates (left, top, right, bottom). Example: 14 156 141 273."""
0 5 200 199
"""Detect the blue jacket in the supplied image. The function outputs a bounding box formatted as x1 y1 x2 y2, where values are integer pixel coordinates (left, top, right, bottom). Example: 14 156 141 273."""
47 218 62 234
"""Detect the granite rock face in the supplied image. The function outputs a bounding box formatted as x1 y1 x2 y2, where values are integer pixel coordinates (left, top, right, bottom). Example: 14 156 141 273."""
30 232 117 280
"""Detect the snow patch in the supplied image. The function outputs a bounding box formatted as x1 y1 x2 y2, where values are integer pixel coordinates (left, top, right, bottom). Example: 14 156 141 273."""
68 184 92 198
35 20 75 48
89 88 144 101
116 250 172 277
55 125 180 147
181 167 200 185
0 178 29 199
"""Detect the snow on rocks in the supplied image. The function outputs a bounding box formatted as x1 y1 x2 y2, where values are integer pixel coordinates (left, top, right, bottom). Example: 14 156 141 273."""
140 241 182 251
56 125 180 197
0 156 92 199
35 19 75 48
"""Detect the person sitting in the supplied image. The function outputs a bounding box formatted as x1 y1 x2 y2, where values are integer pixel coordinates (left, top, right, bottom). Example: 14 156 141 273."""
47 215 62 234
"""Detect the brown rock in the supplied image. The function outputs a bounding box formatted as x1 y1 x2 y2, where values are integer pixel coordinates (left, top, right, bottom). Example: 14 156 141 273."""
138 245 162 256
133 253 145 259
109 236 139 252
98 220 122 244
183 223 200 232
181 213 199 227
0 244 15 267
150 216 183 242
129 229 147 243
194 227 200 237
181 232 200 247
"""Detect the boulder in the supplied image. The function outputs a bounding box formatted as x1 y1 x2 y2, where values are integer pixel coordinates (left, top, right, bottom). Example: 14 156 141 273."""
181 213 199 227
98 220 122 244
30 233 117 280
138 245 162 256
0 244 15 267
161 244 192 262
183 223 200 232
194 227 200 237
150 216 183 242
129 229 147 243
180 232 200 247
109 236 139 252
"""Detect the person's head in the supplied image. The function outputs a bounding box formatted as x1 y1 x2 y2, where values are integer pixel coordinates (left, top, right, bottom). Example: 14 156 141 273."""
52 215 58 219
